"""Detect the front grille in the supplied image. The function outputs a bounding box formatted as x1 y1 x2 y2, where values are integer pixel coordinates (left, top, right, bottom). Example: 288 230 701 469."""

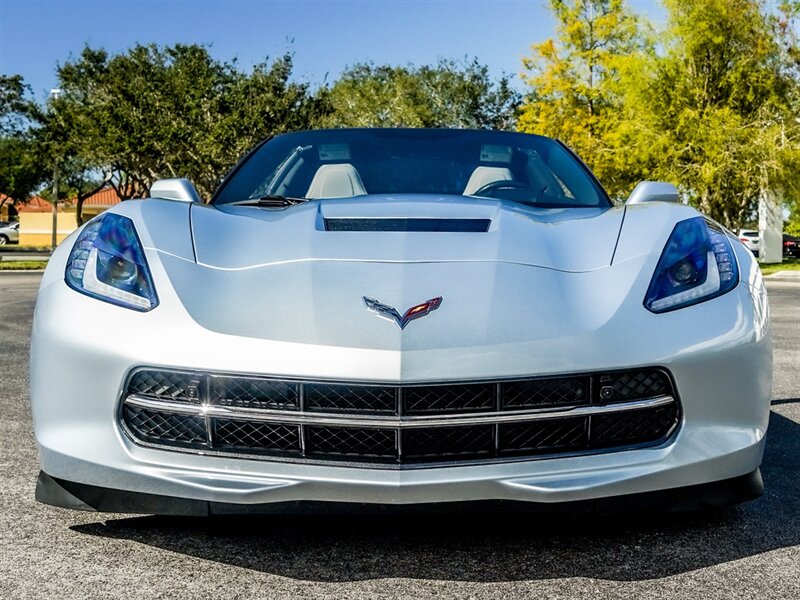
121 367 680 467
308 426 397 459
502 377 587 409
499 417 588 455
596 370 671 402
404 383 495 414
591 403 680 447
305 383 395 413
403 425 494 460
127 370 201 403
123 405 206 447
211 376 298 411
213 419 300 454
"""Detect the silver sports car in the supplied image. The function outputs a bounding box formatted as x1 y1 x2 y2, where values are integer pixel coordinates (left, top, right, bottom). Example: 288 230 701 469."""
31 128 771 515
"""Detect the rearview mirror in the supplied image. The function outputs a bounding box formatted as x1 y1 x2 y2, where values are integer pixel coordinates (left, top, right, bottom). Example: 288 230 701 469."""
626 181 680 205
149 178 201 203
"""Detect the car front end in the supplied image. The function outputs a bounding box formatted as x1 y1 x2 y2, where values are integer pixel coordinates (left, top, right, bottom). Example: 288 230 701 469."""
31 129 772 514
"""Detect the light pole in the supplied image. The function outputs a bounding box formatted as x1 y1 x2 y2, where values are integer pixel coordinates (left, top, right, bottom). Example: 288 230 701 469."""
50 88 62 248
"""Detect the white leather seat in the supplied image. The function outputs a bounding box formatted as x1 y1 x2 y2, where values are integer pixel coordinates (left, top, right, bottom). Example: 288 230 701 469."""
306 164 367 199
463 166 514 196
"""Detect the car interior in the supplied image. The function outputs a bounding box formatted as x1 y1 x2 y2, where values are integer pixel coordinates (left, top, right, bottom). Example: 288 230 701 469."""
284 145 596 207
215 131 608 208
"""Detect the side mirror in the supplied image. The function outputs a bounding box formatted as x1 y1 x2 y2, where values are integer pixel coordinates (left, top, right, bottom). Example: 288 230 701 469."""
149 178 201 203
626 181 680 205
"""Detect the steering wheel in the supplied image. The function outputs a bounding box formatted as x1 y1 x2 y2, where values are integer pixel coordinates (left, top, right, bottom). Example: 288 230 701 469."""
471 179 535 198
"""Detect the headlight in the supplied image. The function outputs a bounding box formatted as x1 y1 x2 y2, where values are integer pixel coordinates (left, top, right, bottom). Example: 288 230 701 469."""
644 217 738 313
65 213 159 311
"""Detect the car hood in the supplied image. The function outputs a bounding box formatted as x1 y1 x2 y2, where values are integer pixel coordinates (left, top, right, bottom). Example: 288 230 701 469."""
146 195 631 353
190 194 624 272
70 196 703 357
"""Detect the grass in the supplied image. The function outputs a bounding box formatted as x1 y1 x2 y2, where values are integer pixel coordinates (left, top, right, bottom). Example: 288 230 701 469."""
0 260 48 270
759 258 800 275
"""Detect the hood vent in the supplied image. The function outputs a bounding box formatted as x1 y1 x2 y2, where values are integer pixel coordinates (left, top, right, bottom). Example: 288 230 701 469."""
324 218 491 232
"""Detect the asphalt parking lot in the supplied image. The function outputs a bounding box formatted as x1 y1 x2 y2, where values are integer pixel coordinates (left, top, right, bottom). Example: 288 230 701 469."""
1 273 798 600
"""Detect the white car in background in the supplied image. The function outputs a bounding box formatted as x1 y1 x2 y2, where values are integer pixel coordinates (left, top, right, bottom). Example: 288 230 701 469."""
0 221 19 245
738 229 760 257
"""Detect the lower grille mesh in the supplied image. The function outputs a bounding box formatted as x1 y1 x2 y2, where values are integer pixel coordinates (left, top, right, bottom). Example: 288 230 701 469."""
213 419 300 454
308 426 397 458
121 367 681 466
403 425 494 459
499 417 588 454
123 406 206 447
591 404 680 447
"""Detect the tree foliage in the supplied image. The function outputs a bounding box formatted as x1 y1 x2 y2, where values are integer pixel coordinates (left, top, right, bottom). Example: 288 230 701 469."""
0 74 35 135
0 137 46 204
520 0 800 228
41 47 518 222
320 59 520 130
629 0 800 227
4 9 798 233
0 75 46 210
51 45 325 214
518 0 650 199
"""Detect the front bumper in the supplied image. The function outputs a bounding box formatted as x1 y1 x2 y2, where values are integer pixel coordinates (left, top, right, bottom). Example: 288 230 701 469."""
31 236 772 512
32 289 771 511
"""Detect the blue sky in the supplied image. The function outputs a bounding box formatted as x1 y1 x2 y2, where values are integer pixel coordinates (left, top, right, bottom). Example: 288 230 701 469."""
0 0 665 102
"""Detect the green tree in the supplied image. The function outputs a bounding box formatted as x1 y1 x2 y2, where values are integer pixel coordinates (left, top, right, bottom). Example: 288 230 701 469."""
0 75 33 135
518 0 650 199
775 0 800 235
0 137 46 204
202 55 327 195
0 75 46 215
320 59 520 130
624 0 800 227
50 44 322 222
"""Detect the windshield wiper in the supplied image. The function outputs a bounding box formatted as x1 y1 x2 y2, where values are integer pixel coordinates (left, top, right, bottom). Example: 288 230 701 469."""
228 195 308 208
520 201 594 209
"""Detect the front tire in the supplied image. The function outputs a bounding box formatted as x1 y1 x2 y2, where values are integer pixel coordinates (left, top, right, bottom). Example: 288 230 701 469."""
0 235 8 245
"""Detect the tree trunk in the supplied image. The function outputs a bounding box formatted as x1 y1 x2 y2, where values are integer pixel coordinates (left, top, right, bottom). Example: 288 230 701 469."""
75 178 113 226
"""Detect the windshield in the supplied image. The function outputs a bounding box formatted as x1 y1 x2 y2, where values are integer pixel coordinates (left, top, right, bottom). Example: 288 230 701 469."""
212 129 610 208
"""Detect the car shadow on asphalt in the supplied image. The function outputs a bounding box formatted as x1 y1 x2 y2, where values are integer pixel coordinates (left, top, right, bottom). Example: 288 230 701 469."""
71 405 800 583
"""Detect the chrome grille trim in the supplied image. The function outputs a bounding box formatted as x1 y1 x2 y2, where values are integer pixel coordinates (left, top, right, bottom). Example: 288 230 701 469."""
124 393 675 428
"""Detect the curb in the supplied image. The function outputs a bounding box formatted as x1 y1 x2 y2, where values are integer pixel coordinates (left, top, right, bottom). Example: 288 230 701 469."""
763 270 800 283
0 270 45 275
0 257 50 262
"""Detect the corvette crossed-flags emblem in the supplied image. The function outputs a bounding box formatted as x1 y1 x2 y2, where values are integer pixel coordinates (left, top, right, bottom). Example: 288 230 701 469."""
362 296 443 330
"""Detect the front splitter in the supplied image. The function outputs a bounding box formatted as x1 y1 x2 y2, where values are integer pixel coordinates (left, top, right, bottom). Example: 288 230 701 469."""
36 469 763 516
